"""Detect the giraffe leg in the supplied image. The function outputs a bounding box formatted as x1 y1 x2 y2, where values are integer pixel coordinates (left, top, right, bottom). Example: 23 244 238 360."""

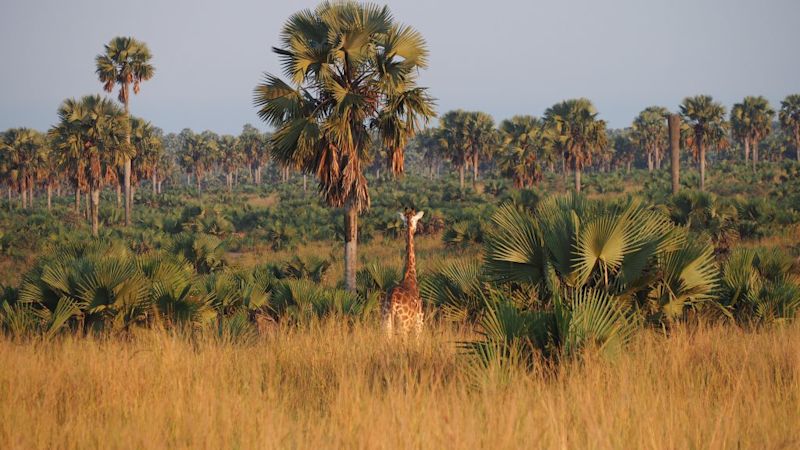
414 312 424 341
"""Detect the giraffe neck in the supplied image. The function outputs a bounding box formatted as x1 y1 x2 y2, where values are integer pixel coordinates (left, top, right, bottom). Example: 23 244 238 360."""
402 225 417 285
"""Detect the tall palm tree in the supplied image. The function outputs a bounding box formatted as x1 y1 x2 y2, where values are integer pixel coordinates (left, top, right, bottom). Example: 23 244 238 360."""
254 2 434 291
239 124 270 185
218 134 240 192
130 118 164 196
95 36 154 226
544 98 607 194
632 106 669 171
779 94 800 161
679 95 727 191
498 115 547 188
465 111 496 187
731 96 774 169
50 95 131 236
439 110 471 192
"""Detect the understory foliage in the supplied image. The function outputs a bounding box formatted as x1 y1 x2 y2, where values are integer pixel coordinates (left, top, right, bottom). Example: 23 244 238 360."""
455 193 799 370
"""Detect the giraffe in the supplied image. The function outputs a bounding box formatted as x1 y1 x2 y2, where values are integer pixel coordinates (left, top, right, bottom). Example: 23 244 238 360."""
382 208 424 338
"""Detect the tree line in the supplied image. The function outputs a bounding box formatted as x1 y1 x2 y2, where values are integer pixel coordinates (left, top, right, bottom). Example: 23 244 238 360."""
411 95 800 194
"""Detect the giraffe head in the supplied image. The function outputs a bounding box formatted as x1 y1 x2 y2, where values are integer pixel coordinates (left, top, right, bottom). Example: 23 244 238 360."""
398 208 425 234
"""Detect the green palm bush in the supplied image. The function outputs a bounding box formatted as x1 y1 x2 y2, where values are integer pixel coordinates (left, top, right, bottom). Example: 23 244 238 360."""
468 193 720 368
720 247 800 324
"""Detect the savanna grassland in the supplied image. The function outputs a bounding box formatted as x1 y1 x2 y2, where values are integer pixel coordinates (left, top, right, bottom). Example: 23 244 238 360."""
3 1 800 449
2 323 798 449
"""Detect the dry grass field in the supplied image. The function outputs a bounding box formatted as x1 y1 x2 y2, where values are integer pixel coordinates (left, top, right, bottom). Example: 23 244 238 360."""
1 322 798 449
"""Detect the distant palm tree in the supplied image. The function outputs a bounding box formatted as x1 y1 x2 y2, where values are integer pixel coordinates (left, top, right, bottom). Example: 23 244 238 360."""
779 94 800 161
95 36 154 226
130 118 163 196
218 135 240 192
50 95 131 236
731 96 774 169
679 95 727 191
544 98 607 194
498 115 547 188
632 106 669 171
253 2 434 291
465 111 496 187
0 128 45 209
439 110 471 191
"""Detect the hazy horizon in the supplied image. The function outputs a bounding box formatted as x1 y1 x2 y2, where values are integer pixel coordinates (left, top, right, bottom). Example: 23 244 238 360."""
1 0 798 135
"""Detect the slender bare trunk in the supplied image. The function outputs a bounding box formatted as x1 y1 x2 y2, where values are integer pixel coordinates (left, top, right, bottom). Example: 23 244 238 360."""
116 184 122 209
472 150 479 187
47 183 52 211
91 188 100 237
343 203 358 292
752 139 759 170
668 114 681 195
21 186 27 209
647 151 653 172
574 162 582 194
75 185 80 212
700 145 706 192
458 165 465 192
744 139 750 164
7 187 11 211
123 91 132 227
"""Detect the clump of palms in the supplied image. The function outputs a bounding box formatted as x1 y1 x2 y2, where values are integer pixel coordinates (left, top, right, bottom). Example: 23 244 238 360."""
544 98 608 194
254 1 434 291
731 96 775 168
680 95 727 191
49 95 132 236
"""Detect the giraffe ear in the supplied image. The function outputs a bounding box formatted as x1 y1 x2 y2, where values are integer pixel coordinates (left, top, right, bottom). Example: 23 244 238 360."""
412 210 425 223
398 212 407 225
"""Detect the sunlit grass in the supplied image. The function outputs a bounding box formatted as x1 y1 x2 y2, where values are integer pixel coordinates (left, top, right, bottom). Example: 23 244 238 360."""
1 322 798 449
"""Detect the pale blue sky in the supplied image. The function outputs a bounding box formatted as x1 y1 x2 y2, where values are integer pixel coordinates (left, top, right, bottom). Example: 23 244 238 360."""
1 0 798 134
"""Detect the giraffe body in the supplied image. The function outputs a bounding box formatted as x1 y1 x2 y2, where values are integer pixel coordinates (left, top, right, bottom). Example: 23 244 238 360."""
382 209 424 338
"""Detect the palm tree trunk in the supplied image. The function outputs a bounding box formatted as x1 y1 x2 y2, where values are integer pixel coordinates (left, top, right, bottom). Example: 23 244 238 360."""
668 114 681 195
700 145 706 192
75 186 80 212
84 192 89 220
123 93 132 227
197 173 202 193
744 139 750 164
91 188 100 237
574 162 582 194
343 202 358 292
472 150 479 187
21 186 26 209
47 183 52 211
752 139 759 170
152 170 157 196
647 151 653 172
7 187 12 211
29 182 34 208
459 165 465 192
795 130 800 161
116 184 122 209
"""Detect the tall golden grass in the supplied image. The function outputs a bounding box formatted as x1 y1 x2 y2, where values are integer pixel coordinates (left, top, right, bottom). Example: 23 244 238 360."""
1 322 798 449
